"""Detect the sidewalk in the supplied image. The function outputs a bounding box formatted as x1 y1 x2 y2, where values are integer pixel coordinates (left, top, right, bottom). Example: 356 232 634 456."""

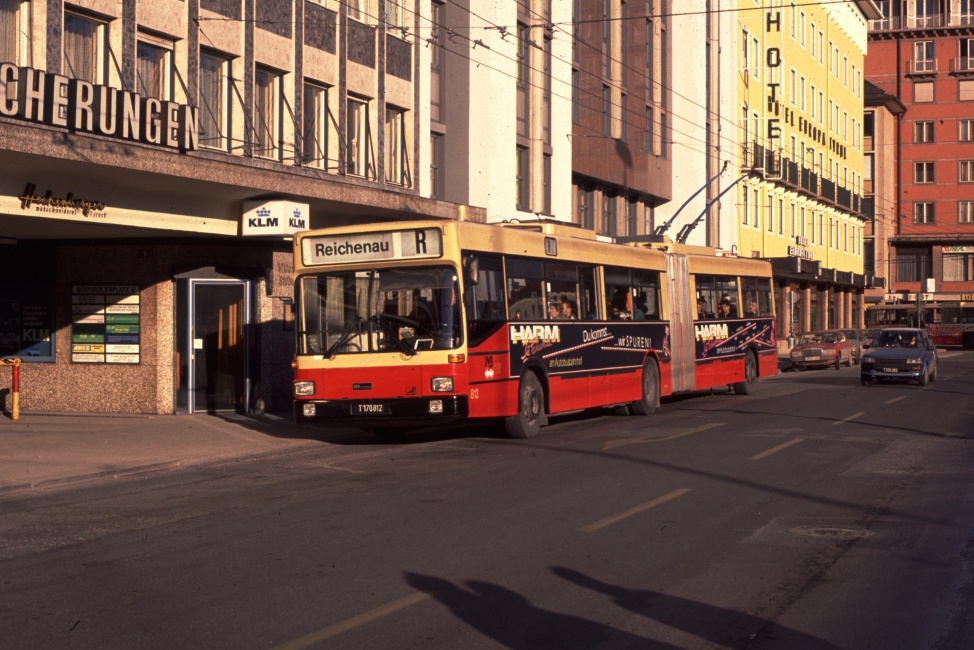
0 411 346 495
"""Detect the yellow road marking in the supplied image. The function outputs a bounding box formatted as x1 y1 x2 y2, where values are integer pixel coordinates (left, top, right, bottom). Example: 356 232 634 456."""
274 592 430 650
885 396 906 405
604 423 724 450
750 438 803 461
579 488 691 533
832 411 865 426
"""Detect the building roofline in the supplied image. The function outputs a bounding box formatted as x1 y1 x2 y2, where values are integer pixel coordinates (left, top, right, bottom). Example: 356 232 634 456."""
863 81 907 115
855 0 883 21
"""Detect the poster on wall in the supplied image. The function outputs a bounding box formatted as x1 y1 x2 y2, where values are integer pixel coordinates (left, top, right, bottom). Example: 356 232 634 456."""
71 285 141 364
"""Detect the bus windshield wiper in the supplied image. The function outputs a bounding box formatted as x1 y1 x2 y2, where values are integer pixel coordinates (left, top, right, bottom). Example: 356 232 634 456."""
324 317 362 359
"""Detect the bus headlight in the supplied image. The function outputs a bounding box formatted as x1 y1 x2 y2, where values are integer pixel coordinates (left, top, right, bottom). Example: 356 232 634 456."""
430 377 454 392
429 399 444 413
294 381 316 396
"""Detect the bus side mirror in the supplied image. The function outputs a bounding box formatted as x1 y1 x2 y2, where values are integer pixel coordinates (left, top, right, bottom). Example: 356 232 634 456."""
465 257 479 286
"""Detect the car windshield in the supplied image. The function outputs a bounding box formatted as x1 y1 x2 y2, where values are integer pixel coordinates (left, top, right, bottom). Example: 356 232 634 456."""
876 331 918 348
296 266 462 355
799 333 822 345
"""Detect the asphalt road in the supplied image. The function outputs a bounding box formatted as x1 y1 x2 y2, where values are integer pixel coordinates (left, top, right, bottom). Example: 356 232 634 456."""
2 352 974 649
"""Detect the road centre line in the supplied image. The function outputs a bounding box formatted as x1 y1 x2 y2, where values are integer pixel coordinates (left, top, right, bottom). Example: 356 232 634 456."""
885 396 906 405
274 592 430 650
750 438 803 461
832 411 865 426
578 488 691 533
604 423 724 450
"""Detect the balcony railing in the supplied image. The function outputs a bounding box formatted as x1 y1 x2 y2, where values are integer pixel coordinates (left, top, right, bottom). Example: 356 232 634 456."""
745 142 864 217
869 12 973 31
951 57 974 74
907 59 938 76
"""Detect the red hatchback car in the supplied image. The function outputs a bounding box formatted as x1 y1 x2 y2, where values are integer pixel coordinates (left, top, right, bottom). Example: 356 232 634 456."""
789 329 859 370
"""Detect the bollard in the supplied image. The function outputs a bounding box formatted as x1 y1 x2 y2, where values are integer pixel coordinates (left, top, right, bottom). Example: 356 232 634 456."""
1 357 21 420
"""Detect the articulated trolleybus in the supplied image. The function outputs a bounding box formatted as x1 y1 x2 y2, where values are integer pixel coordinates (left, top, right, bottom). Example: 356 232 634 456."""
292 220 777 438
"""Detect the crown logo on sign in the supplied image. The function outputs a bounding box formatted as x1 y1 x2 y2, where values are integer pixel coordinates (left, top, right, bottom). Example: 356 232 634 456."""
256 207 271 217
293 208 302 219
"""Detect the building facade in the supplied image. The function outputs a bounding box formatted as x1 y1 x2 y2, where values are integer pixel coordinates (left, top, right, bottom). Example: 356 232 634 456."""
0 0 477 414
720 0 879 342
866 0 974 305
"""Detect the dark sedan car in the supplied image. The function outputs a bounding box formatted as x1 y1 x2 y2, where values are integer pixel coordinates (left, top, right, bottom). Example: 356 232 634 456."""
860 328 938 386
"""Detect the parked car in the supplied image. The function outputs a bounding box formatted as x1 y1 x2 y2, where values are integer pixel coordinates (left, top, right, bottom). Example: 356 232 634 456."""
841 328 866 364
789 329 858 370
860 327 938 386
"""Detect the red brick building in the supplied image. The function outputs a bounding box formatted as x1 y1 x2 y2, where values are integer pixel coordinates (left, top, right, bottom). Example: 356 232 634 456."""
866 2 974 302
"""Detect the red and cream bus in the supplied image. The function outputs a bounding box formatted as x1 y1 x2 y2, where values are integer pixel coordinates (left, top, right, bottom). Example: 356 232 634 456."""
292 220 776 438
865 301 974 347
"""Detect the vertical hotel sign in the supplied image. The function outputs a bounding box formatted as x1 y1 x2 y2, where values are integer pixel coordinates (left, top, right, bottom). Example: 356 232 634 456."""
765 8 782 152
71 285 141 364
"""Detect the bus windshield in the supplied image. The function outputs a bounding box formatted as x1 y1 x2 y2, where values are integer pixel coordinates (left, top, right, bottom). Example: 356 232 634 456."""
297 266 461 356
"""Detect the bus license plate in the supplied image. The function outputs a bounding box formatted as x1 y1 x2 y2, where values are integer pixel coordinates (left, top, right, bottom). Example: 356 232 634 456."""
882 367 898 373
354 403 388 415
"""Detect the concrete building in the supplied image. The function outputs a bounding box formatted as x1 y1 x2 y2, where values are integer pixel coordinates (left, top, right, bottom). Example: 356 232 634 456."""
866 0 974 305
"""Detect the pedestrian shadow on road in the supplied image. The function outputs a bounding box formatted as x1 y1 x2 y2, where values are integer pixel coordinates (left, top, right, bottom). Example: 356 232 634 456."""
404 571 674 649
550 566 842 649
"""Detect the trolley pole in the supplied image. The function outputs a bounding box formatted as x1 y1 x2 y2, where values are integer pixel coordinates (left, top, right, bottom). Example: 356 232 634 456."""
2 357 22 420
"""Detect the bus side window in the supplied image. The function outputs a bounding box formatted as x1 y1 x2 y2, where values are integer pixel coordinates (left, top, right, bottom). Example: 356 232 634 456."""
463 253 504 321
605 267 632 319
742 277 773 317
632 270 661 320
695 275 717 320
507 257 544 320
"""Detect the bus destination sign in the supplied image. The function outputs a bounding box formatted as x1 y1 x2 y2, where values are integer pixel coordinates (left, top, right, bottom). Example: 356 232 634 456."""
302 228 443 266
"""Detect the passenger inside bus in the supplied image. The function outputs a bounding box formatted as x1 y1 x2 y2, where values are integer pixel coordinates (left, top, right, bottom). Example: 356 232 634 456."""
697 298 711 320
717 296 738 318
561 300 576 320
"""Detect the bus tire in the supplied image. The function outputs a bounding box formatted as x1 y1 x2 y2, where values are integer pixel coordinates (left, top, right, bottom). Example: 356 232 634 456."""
505 372 545 439
734 351 758 395
630 358 660 416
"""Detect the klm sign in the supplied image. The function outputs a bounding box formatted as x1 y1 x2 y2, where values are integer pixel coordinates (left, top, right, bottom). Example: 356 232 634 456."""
242 201 310 237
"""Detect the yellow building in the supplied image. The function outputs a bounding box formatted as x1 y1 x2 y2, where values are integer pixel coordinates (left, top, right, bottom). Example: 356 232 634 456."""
727 0 879 335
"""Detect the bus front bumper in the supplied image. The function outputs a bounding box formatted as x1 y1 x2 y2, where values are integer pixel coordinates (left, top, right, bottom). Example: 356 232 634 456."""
294 396 469 428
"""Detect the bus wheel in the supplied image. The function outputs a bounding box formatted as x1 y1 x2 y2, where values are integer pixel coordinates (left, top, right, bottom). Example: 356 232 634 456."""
505 372 545 438
630 358 660 416
734 351 758 395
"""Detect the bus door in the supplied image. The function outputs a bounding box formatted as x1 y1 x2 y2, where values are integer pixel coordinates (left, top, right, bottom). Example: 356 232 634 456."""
666 253 695 392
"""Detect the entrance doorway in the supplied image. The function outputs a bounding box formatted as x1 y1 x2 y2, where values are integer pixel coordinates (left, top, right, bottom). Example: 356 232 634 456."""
176 279 250 413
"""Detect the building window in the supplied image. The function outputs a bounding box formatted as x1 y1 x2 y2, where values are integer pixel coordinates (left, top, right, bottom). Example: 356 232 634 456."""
602 85 611 136
960 201 974 223
199 51 229 150
303 82 329 169
914 202 935 224
913 40 935 73
571 68 580 124
961 118 974 142
914 121 934 143
385 0 404 30
959 38 974 72
960 160 974 183
962 79 974 101
578 184 594 229
516 22 529 137
752 188 760 229
620 93 628 140
542 154 552 216
254 67 280 159
137 38 172 100
430 132 443 199
63 11 105 83
347 96 374 178
516 146 529 211
914 81 934 103
625 198 638 237
384 105 410 186
347 0 366 22
543 36 552 145
0 0 30 67
944 254 974 282
742 186 749 225
897 251 931 282
430 0 444 123
915 161 934 183
602 193 616 236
